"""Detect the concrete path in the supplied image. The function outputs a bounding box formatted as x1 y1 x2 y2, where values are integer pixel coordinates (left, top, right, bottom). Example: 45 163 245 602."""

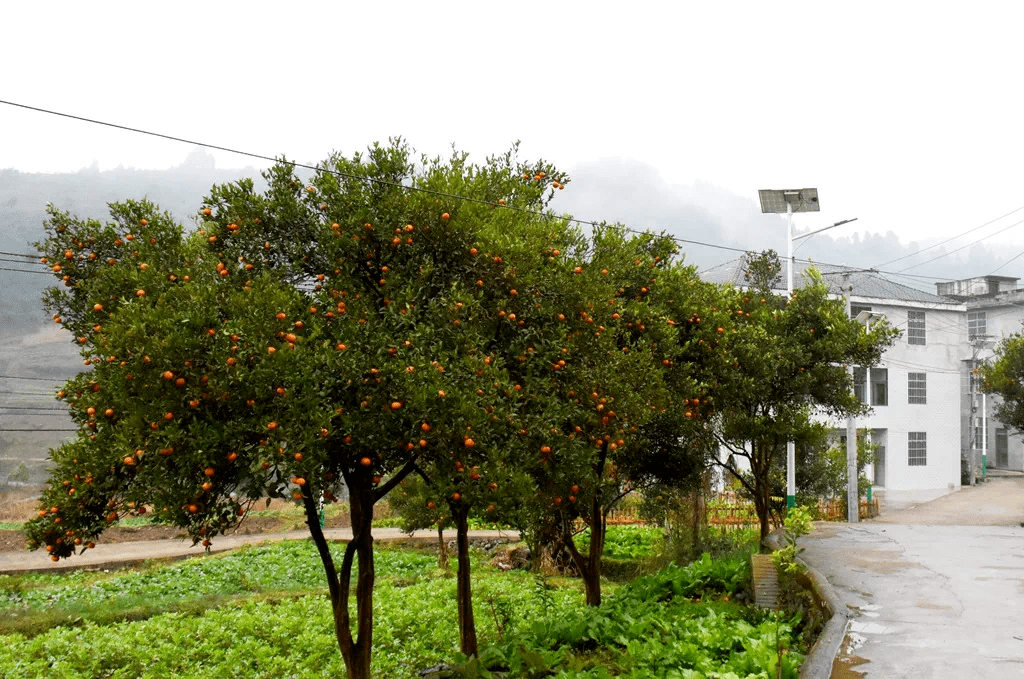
0 527 521 574
801 476 1024 678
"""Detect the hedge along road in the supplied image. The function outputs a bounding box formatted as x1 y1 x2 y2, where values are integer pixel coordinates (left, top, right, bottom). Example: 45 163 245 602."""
0 527 521 574
800 472 1024 678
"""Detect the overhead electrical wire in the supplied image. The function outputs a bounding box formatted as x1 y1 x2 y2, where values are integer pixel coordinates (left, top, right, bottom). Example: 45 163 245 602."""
895 217 1024 273
2 98 1003 299
874 205 1024 269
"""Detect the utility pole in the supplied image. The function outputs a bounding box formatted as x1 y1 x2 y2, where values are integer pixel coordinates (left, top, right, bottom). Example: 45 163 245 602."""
843 274 858 522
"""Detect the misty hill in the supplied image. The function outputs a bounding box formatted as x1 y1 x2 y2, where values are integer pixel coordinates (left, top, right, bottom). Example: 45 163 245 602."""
549 158 1024 292
0 149 266 331
5 152 1021 336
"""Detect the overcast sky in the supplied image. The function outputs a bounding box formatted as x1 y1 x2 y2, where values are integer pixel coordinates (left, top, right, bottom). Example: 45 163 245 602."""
3 1 1023 249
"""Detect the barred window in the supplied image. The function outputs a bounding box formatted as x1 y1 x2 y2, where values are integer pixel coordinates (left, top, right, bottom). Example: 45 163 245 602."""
968 311 986 339
908 372 926 404
908 432 927 466
907 310 926 345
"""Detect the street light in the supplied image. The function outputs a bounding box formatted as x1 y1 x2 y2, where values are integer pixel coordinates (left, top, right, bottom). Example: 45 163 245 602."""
758 188 820 511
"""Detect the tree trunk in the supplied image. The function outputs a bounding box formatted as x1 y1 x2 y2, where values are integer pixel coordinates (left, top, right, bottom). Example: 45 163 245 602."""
451 503 478 657
751 442 772 551
562 493 605 607
437 524 449 569
304 479 375 679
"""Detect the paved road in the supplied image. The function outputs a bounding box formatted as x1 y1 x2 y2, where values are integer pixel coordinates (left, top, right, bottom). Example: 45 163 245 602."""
0 527 521 574
801 475 1024 678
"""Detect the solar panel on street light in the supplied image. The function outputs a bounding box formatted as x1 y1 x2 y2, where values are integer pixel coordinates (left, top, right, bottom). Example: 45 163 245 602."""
758 188 820 214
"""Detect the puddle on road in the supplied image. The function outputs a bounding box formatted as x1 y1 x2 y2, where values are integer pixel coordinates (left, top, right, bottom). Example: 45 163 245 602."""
832 632 869 678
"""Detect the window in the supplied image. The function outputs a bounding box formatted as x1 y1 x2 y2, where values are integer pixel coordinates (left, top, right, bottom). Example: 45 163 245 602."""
870 368 888 406
968 311 986 339
908 372 926 404
908 432 927 466
850 304 872 320
907 310 926 345
853 367 867 403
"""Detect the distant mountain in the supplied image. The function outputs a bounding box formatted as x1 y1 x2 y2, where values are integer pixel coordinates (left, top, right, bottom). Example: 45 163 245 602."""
4 153 1021 337
549 159 1024 294
0 149 266 331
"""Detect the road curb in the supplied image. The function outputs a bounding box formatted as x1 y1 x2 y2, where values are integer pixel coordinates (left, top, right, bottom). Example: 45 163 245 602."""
797 555 849 679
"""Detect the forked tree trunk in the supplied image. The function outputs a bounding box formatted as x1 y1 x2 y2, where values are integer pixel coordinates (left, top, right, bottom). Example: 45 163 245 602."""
303 479 375 679
451 502 478 657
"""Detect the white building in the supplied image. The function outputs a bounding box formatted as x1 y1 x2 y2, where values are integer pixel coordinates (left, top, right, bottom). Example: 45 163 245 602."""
827 266 966 497
706 262 972 502
937 275 1024 474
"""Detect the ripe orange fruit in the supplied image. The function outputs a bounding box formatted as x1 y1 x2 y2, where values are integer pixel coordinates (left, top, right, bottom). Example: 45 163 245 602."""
293 452 303 462
464 438 475 448
390 401 402 410
187 504 198 514
294 477 306 486
427 501 436 509
104 408 114 418
123 456 135 466
441 212 450 221
360 457 372 467
267 421 278 430
204 467 215 477
164 412 174 421
226 452 238 462
452 492 461 501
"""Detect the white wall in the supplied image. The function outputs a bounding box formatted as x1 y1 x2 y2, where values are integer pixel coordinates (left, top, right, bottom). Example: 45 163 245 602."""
825 298 966 491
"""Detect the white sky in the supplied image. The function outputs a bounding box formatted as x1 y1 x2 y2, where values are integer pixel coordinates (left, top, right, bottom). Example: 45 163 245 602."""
3 1 1023 245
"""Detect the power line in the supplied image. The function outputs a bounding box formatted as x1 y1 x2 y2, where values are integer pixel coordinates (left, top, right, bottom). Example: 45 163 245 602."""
0 251 39 259
0 98 826 266
0 266 50 275
874 205 1024 269
0 405 68 411
0 375 66 382
896 217 1024 273
3 98 1007 289
0 428 76 432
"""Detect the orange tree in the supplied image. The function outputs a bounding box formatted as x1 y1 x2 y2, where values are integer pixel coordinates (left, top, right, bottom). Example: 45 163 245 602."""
26 140 587 679
980 336 1024 432
710 252 898 546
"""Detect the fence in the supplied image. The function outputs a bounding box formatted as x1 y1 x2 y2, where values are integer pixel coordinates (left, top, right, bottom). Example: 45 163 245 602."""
599 493 881 529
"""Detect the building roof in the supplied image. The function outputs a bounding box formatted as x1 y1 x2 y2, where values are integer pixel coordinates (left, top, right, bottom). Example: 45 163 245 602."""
701 259 960 306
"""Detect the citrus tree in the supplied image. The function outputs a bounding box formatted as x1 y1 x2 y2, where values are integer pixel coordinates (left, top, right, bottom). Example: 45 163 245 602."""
499 226 726 607
711 252 899 545
979 335 1024 431
26 140 580 679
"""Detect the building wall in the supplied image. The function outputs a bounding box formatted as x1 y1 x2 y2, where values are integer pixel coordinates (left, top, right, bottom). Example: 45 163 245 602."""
966 299 1024 471
834 298 966 491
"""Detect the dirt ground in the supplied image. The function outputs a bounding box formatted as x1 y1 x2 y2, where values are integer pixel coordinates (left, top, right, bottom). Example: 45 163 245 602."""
0 490 352 553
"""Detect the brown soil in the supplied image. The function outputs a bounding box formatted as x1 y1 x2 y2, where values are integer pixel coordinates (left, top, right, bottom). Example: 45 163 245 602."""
0 493 353 553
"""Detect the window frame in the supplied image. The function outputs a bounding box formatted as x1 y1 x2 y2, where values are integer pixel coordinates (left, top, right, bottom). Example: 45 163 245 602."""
870 368 888 406
908 432 927 466
968 311 987 339
907 310 926 345
908 372 927 404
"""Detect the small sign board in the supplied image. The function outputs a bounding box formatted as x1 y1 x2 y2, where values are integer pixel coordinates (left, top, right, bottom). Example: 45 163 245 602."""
751 554 780 610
